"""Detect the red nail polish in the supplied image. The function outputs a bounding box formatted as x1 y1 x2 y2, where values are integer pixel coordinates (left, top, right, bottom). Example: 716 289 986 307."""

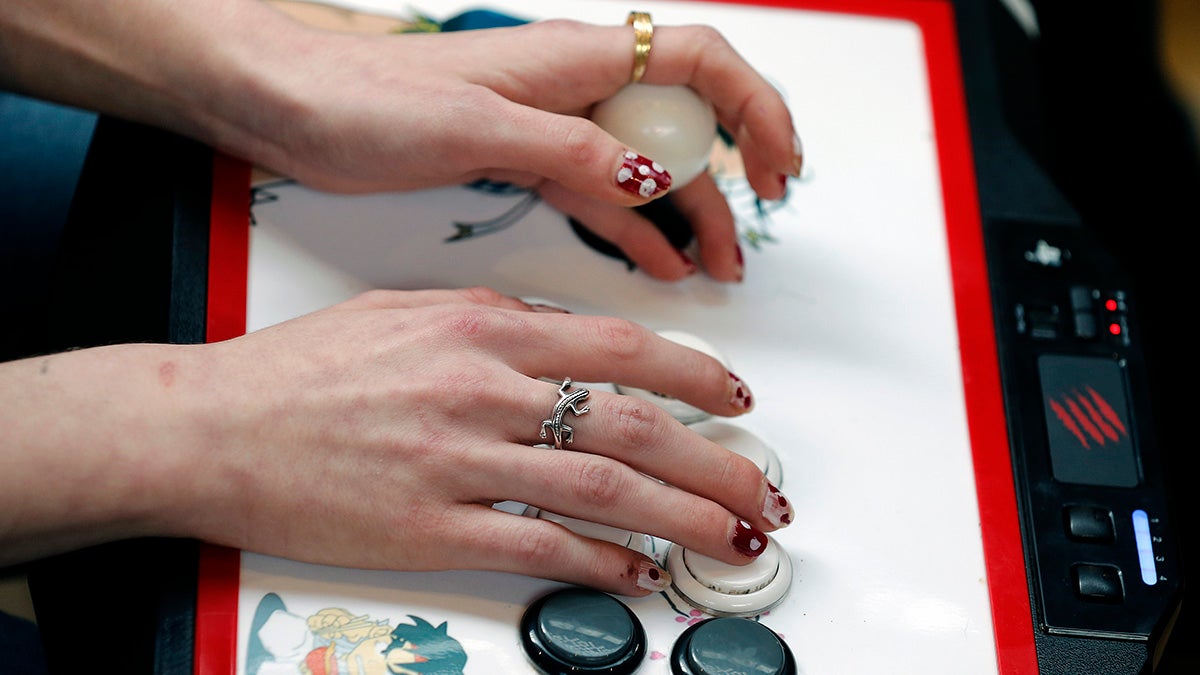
617 151 672 198
732 519 768 557
792 134 804 178
763 482 794 527
677 249 698 274
734 244 744 282
728 371 754 411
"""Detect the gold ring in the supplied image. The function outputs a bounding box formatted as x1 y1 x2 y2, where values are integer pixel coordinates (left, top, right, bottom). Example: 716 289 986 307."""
627 12 653 84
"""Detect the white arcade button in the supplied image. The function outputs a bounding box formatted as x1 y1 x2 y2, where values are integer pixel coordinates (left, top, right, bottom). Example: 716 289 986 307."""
689 420 784 486
615 330 730 425
666 537 792 617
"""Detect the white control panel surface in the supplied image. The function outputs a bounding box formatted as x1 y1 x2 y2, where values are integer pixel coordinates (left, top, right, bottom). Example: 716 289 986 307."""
231 1 999 673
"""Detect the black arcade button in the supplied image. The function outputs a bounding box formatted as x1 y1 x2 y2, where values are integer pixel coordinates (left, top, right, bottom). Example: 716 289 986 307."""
520 588 646 674
670 617 796 675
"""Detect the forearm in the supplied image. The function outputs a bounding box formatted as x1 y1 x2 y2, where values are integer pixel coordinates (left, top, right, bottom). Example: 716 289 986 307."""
0 344 208 565
0 0 308 171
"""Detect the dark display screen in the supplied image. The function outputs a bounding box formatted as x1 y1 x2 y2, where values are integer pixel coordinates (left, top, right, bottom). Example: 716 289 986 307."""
1038 354 1139 487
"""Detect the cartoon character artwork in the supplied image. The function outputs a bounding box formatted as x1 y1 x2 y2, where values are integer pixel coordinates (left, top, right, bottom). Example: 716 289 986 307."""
245 593 468 675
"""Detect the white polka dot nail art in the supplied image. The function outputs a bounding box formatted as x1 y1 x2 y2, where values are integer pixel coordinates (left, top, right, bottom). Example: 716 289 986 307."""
616 151 671 198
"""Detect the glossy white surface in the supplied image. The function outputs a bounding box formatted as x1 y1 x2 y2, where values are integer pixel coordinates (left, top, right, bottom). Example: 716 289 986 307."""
237 1 997 673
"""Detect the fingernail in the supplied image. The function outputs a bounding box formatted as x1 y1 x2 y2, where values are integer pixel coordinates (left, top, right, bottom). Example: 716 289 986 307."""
617 150 672 198
636 560 672 592
728 371 753 411
677 249 698 275
529 303 571 314
791 134 804 178
762 482 794 528
734 244 744 282
731 519 768 558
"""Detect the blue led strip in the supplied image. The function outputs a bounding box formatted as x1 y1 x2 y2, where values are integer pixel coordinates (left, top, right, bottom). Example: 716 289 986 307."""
1132 509 1158 585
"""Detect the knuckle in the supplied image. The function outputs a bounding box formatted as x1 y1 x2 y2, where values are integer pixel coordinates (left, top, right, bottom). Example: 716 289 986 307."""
686 24 731 54
347 289 404 309
509 522 565 566
609 396 668 450
555 120 602 172
714 449 760 494
587 316 650 362
434 305 495 343
570 457 626 509
457 285 508 306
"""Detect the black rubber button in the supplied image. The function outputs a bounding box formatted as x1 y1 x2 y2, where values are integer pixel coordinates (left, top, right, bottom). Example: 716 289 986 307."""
1064 505 1115 543
671 617 796 675
520 588 645 674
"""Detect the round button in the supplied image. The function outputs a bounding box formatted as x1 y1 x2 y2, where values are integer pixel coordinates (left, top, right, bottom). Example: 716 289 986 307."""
615 330 730 425
689 421 784 486
685 541 779 594
591 84 718 188
666 537 792 617
520 588 646 674
670 617 796 675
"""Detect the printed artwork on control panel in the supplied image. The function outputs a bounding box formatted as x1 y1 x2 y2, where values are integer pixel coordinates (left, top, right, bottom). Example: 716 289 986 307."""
246 593 469 675
243 586 785 671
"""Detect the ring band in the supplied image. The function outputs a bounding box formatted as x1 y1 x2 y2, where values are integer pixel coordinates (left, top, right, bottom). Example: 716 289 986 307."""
539 378 591 449
627 11 653 84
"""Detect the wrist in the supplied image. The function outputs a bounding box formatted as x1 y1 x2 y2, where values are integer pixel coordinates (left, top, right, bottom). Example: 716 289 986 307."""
0 343 212 563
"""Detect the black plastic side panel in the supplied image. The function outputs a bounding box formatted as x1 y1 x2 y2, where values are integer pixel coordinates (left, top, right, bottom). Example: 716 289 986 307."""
28 115 212 675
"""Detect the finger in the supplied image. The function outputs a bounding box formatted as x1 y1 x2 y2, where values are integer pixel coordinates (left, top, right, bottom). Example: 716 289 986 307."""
537 181 698 281
337 287 536 312
642 25 801 186
728 126 791 203
666 175 742 282
473 441 783 567
471 98 675 207
449 505 673 596
501 314 755 417
496 383 788 534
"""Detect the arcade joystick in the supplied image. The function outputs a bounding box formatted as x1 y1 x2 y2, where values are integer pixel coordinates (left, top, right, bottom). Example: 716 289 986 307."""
591 84 718 189
666 536 793 617
575 85 718 268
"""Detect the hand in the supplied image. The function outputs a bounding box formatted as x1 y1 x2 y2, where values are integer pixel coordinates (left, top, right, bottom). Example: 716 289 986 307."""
163 288 794 595
2 2 799 281
234 14 801 283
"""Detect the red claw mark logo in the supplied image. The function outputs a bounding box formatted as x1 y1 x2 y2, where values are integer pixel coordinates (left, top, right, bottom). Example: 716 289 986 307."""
1047 386 1128 449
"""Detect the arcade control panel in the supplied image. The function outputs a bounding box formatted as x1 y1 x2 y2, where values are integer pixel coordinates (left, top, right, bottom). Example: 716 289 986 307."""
958 0 1189 671
986 222 1183 672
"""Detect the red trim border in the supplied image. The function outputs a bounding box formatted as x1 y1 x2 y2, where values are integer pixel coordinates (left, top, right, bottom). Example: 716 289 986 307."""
195 151 250 675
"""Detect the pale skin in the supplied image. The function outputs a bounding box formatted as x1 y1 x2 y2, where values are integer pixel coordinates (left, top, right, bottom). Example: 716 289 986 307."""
0 1 800 595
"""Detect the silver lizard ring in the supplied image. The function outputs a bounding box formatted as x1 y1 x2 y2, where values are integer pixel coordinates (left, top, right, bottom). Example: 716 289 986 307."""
539 378 591 449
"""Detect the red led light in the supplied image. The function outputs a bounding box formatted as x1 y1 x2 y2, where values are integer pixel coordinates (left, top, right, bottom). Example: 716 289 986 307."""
1109 323 1122 335
1105 298 1118 311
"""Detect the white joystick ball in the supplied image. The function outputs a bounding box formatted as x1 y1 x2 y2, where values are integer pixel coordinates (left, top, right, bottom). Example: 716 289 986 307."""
591 84 718 188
